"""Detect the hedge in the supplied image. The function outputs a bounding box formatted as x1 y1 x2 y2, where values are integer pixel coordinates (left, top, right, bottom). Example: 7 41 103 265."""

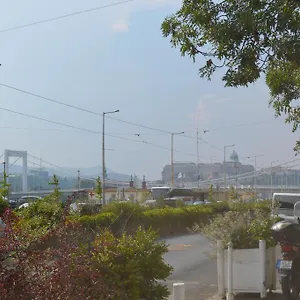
71 201 230 237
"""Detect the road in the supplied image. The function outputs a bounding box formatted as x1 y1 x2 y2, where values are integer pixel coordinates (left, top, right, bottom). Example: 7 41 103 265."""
162 234 217 300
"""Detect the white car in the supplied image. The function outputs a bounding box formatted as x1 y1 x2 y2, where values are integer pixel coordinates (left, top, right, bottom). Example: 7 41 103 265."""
18 203 30 209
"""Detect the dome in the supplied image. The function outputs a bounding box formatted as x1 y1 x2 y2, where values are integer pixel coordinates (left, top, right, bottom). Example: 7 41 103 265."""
230 150 239 162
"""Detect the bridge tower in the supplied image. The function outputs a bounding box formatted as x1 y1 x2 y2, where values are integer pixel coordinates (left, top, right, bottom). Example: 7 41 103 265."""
4 149 28 192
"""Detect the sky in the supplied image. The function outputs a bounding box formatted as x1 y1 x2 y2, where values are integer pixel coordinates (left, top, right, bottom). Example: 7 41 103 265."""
0 0 299 180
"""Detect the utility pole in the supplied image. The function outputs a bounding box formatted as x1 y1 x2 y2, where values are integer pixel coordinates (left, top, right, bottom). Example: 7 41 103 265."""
77 170 80 190
223 144 235 193
252 155 264 194
171 131 184 187
196 128 200 189
102 110 119 206
40 157 42 191
270 160 278 196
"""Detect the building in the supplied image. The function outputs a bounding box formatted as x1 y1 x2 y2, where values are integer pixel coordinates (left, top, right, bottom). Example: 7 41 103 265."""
161 151 254 185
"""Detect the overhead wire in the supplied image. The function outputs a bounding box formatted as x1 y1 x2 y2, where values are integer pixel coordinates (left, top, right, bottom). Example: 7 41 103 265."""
0 83 228 152
0 0 136 33
198 158 300 185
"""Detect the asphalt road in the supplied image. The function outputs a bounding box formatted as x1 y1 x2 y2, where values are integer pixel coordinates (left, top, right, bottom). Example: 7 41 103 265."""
162 234 217 300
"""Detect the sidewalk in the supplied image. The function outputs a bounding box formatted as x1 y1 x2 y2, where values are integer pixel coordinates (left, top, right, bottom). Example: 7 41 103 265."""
207 291 284 300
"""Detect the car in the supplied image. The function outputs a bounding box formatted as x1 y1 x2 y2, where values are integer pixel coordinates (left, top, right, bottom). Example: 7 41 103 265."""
8 199 18 209
17 196 42 205
18 203 30 209
193 201 205 205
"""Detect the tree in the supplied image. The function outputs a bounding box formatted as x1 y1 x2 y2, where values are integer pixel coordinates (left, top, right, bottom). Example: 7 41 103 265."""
0 169 10 200
208 184 214 202
161 0 300 150
49 174 61 201
95 176 102 200
229 185 238 201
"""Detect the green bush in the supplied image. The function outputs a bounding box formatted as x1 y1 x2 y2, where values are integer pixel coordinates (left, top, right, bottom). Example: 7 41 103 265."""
0 199 9 216
101 201 146 217
193 199 278 250
79 203 102 216
71 212 117 229
74 201 230 237
16 197 63 240
93 227 172 300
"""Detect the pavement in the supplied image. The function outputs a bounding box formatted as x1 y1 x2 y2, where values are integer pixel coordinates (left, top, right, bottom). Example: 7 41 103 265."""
163 234 218 300
163 234 285 300
208 291 284 300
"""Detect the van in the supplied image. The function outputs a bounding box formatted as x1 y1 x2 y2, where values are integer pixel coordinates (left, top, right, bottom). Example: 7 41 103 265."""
272 193 300 221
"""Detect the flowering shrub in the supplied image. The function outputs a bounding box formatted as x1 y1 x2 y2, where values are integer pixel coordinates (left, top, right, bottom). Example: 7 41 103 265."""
0 192 172 300
192 199 279 250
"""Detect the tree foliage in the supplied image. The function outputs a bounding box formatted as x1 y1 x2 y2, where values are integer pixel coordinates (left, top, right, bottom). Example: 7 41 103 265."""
208 184 214 202
95 176 102 200
48 174 61 201
161 0 300 150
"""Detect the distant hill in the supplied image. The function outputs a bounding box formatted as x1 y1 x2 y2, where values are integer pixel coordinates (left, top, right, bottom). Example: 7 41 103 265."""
6 164 132 182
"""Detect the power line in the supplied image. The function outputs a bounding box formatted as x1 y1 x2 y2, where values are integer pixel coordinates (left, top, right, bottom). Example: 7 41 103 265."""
205 120 277 133
0 0 136 33
0 83 224 151
0 105 205 158
0 106 101 134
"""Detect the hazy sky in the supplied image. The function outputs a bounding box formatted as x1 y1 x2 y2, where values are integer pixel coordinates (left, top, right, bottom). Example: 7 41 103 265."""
0 0 299 180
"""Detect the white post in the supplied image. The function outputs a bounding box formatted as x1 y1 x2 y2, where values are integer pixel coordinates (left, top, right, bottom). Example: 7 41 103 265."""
227 242 233 300
173 282 185 300
217 240 225 297
259 240 267 298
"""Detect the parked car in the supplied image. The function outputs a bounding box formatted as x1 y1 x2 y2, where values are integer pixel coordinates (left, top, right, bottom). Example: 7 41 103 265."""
193 201 205 205
18 203 31 209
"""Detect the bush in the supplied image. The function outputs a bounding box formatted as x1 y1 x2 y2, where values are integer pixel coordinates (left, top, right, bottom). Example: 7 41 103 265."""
192 199 278 250
93 227 172 300
0 199 9 216
79 203 102 216
16 197 63 241
0 212 123 300
74 202 230 237
0 207 172 299
101 201 146 217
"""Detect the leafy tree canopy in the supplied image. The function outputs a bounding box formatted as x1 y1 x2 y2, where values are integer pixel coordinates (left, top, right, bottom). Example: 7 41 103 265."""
162 0 300 150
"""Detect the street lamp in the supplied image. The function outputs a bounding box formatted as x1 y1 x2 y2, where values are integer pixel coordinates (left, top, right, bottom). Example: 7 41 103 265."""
77 170 80 190
270 160 279 196
196 129 210 189
246 155 264 194
171 131 184 186
102 109 120 205
223 144 235 191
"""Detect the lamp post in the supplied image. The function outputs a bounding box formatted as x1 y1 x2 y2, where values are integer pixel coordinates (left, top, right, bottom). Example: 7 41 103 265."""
77 170 80 190
171 131 184 186
102 109 120 205
223 144 235 191
270 160 279 196
246 155 264 194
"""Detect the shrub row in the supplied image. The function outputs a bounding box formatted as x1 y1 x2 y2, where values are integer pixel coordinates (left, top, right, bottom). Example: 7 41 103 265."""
72 201 231 237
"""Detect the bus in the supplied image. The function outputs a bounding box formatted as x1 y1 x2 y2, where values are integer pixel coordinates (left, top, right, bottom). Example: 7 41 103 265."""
272 193 300 220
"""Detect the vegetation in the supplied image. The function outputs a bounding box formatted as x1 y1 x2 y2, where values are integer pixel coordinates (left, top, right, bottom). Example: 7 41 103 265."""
0 179 173 300
192 199 278 250
0 169 10 215
74 201 230 236
48 174 61 201
208 184 214 202
95 176 102 200
161 0 300 151
229 186 239 201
